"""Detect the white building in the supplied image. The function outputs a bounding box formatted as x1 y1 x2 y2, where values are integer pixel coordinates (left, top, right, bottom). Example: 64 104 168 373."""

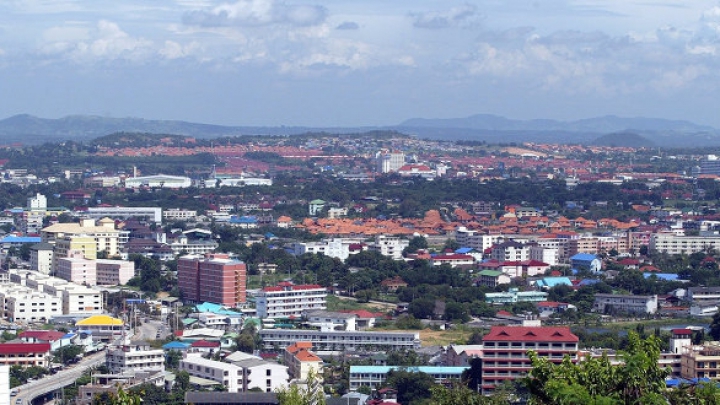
163 209 197 221
491 240 530 262
0 286 62 322
376 151 405 173
649 233 720 255
124 175 192 189
367 235 409 260
254 283 327 319
592 293 658 315
303 310 357 331
85 206 163 223
529 245 559 266
291 239 359 262
180 354 288 393
455 228 505 252
259 329 420 352
28 193 47 211
30 243 54 275
106 341 165 374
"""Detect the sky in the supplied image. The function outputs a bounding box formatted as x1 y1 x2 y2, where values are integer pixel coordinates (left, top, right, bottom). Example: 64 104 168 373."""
2 0 720 128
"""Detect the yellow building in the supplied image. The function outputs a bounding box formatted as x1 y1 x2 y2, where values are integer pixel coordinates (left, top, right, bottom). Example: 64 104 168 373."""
41 218 121 257
75 315 124 342
55 236 97 260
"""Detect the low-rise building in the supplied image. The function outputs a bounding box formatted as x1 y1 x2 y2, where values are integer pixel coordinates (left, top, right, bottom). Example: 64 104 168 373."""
349 366 467 391
75 315 124 342
0 343 51 367
592 293 658 315
106 341 165 373
303 310 357 331
259 329 420 352
255 282 326 319
284 342 323 381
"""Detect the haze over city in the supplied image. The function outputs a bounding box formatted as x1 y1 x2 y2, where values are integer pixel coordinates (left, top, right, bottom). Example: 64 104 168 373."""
3 0 720 128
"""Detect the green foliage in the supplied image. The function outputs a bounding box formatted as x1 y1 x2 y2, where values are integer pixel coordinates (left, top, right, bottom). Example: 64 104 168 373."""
384 369 436 405
524 332 672 405
52 345 84 365
276 370 325 405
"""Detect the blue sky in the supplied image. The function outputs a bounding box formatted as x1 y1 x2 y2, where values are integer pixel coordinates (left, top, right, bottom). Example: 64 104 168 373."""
2 0 720 127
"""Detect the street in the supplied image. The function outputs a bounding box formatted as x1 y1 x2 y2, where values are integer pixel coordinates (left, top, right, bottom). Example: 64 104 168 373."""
13 351 106 405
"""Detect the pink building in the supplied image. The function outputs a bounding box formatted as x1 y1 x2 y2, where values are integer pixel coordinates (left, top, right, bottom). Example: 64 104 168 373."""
178 254 247 307
96 259 135 285
56 251 96 286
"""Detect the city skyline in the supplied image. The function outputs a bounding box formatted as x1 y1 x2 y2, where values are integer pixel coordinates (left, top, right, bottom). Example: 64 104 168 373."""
2 1 720 128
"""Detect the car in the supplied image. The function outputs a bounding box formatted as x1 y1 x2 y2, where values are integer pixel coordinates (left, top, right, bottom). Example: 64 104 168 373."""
15 398 22 404
10 390 17 396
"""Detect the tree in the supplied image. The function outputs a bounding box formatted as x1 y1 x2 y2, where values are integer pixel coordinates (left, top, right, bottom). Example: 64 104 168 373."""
524 332 670 404
53 345 84 365
403 236 428 255
384 369 436 405
276 370 325 405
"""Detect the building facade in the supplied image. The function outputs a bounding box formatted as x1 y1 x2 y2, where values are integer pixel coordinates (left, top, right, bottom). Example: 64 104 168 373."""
178 254 247 307
255 283 326 319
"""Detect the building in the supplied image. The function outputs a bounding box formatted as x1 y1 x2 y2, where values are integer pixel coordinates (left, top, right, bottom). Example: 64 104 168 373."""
485 288 548 304
41 218 122 258
0 343 51 367
259 329 420 352
178 254 247 307
349 366 467 391
180 354 289 393
96 259 135 285
650 233 720 255
291 239 356 262
0 287 62 322
124 175 192 189
163 209 197 221
303 310 357 331
254 282 326 319
455 228 505 252
368 235 409 261
85 207 163 223
75 315 124 342
570 253 602 273
681 341 720 380
446 344 483 367
688 287 720 306
592 293 658 315
491 241 530 262
475 270 511 288
308 200 326 216
284 342 323 381
106 341 165 373
183 392 279 405
481 326 579 393
29 243 54 275
375 151 405 173
56 251 97 286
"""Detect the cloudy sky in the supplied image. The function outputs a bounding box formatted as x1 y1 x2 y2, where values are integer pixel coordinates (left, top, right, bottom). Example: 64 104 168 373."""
2 0 720 127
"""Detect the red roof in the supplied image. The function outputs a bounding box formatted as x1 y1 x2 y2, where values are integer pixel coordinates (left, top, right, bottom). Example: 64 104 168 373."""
191 340 220 348
483 326 579 343
19 330 66 341
672 329 693 335
0 343 51 354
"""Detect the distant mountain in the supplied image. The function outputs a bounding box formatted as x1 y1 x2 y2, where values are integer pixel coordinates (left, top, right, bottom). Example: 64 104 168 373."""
590 132 655 148
0 113 718 147
400 114 714 133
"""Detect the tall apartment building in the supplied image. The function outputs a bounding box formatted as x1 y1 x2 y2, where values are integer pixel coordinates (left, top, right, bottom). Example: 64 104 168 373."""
481 326 579 394
490 240 530 262
30 243 54 275
178 254 247 307
254 282 326 319
375 150 405 173
56 251 97 286
455 228 505 252
42 218 122 258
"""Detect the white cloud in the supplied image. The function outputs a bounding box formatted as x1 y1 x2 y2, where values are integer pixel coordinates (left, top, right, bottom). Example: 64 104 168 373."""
41 20 154 62
182 0 327 28
159 40 200 59
411 3 481 29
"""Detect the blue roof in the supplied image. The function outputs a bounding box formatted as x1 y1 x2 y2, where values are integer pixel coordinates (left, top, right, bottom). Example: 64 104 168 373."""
570 253 598 261
578 279 601 286
537 277 572 288
350 366 468 375
455 248 475 254
644 273 680 281
0 236 41 243
195 302 243 316
163 341 191 350
229 215 258 224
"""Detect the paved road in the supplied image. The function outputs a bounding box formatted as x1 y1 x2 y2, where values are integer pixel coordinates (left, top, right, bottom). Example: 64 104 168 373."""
13 351 106 405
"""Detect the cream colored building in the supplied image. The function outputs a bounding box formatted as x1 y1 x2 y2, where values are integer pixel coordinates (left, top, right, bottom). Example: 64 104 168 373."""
42 218 122 258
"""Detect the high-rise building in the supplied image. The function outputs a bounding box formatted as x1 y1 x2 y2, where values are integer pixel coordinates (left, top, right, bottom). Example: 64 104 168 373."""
178 254 247 307
375 150 405 173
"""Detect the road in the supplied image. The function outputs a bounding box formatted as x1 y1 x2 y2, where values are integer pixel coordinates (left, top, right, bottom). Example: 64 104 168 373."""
13 351 106 405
